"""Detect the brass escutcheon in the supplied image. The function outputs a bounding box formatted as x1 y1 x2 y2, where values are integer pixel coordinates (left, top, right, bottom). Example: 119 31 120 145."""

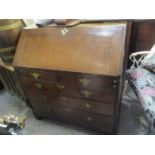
79 78 90 86
81 90 92 98
34 82 43 90
56 84 65 90
61 28 68 36
31 72 40 79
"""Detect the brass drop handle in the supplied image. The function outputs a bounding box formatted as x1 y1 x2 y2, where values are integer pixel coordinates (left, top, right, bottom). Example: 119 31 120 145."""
34 82 43 90
85 103 92 109
86 116 93 122
30 72 40 79
81 90 92 98
79 78 90 86
56 84 65 90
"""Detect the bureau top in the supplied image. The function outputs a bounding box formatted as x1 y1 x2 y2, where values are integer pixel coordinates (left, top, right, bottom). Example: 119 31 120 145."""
13 22 127 76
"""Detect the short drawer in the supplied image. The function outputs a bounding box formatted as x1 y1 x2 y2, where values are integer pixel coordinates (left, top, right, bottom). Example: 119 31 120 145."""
57 72 118 91
16 68 57 81
28 92 115 116
31 102 114 131
20 78 118 103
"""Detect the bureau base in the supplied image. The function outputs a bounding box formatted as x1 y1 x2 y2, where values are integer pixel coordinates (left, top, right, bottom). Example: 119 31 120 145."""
31 105 117 135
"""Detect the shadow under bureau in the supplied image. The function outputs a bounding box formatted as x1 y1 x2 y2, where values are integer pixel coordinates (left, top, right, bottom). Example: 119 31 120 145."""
13 21 131 134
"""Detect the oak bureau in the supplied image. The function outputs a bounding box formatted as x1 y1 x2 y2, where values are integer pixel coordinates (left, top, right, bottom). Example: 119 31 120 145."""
13 21 131 134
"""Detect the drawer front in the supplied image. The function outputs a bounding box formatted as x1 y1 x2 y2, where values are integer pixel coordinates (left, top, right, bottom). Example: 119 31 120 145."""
17 68 119 91
57 72 118 90
17 68 57 81
31 102 114 131
28 91 114 116
20 78 118 103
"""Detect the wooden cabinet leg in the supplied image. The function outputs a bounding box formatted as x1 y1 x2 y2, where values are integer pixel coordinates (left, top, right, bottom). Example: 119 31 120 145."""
33 112 42 120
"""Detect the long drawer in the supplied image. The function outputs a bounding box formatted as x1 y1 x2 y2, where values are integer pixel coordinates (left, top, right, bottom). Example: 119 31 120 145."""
28 90 114 116
17 68 119 91
20 78 118 103
31 102 114 132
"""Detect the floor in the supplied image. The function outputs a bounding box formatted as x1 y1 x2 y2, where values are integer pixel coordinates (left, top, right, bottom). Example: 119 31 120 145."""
0 87 151 135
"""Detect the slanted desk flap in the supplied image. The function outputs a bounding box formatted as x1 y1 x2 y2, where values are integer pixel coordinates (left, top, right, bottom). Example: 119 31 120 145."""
13 23 127 76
